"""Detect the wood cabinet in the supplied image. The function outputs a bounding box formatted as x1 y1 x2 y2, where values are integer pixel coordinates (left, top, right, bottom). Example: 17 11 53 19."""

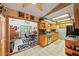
59 22 66 29
74 41 79 47
65 40 79 56
38 21 59 47
39 35 48 47
38 21 48 47
10 27 16 40
50 24 56 30
65 48 79 56
38 22 46 29
51 32 59 42
45 23 49 29
65 40 74 47
38 32 59 47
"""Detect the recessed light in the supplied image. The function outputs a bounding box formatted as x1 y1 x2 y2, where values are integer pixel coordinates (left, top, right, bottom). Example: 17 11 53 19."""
32 3 36 5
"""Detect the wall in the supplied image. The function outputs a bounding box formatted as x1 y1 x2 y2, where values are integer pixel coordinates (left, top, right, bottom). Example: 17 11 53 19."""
56 23 73 40
0 16 2 55
0 14 6 55
0 17 2 40
5 7 39 22
46 4 74 40
74 4 79 29
56 25 66 40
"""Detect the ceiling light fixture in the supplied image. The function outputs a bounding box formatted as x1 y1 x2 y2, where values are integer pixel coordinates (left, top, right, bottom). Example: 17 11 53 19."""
53 14 69 20
57 18 70 22
32 3 36 5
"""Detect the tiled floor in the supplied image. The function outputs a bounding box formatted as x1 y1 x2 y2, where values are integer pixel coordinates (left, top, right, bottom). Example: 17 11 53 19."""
12 39 66 56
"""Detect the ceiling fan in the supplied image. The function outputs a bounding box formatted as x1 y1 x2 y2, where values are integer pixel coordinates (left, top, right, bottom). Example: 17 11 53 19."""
23 3 43 11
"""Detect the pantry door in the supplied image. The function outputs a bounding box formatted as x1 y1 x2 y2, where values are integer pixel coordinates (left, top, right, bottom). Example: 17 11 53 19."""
0 17 2 56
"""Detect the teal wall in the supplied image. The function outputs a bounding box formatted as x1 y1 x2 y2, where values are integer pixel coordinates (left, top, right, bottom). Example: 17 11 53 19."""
56 26 66 40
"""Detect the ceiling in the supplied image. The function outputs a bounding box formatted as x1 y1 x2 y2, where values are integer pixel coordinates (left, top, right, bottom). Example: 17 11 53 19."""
46 4 74 19
2 3 59 18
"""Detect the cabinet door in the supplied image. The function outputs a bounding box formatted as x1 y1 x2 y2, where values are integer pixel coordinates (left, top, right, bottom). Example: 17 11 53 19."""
52 33 59 42
59 22 66 29
39 35 45 47
38 22 46 29
45 23 49 29
50 24 56 30
39 35 47 47
44 36 48 46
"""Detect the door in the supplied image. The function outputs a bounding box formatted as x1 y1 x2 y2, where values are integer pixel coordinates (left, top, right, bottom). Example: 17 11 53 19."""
0 17 2 56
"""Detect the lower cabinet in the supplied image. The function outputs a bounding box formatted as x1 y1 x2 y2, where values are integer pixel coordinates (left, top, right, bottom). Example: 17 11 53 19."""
51 32 59 42
65 40 79 56
38 32 59 47
39 35 48 47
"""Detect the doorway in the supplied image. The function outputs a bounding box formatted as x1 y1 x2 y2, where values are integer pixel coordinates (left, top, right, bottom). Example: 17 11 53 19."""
8 17 38 55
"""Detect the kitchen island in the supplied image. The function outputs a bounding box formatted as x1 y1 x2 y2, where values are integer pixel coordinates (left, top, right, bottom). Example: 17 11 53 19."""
65 36 79 56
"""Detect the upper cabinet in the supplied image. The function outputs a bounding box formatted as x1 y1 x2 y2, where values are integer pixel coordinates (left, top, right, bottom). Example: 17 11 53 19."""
45 23 49 29
38 21 57 30
59 22 66 29
50 24 57 30
38 21 46 29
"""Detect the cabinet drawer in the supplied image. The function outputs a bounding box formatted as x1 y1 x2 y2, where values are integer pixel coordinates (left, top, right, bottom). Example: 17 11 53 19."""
65 48 79 56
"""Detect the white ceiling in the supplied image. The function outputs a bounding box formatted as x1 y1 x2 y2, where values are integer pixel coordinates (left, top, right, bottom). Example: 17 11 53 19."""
46 4 74 19
3 3 59 18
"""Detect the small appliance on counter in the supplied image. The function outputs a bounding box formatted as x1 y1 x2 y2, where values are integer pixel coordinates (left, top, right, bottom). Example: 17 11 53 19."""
46 29 52 44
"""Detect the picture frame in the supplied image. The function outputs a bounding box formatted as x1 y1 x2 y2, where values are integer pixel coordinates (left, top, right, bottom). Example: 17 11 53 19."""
30 15 34 20
18 11 24 18
26 14 29 20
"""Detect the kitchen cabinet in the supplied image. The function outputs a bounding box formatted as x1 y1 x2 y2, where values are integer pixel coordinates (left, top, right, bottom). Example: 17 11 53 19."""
45 23 49 29
10 27 16 40
38 32 59 47
51 32 59 42
65 37 79 56
65 40 74 47
38 21 59 47
50 24 56 30
38 21 47 47
38 21 46 30
39 35 48 47
59 22 66 29
65 48 79 56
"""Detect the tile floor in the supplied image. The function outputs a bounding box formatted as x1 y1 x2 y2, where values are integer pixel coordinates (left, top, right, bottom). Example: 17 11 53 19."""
12 39 66 56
